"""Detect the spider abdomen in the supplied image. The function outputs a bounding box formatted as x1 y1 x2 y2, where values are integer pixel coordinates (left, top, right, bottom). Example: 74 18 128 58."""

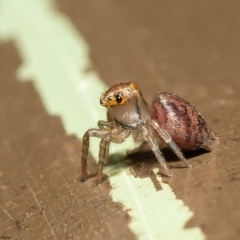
150 92 210 150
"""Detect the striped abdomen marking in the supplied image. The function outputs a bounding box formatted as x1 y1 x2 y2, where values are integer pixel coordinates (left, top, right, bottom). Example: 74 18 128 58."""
150 92 210 150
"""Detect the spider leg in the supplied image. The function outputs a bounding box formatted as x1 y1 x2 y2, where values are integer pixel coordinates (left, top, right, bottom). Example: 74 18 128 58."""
203 130 219 151
81 129 110 182
128 130 148 156
139 124 172 177
98 139 110 184
81 126 129 184
148 119 192 168
105 141 111 163
81 131 90 182
97 120 113 164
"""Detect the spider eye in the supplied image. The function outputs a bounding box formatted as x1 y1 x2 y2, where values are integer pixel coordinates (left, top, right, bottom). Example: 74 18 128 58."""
115 93 122 104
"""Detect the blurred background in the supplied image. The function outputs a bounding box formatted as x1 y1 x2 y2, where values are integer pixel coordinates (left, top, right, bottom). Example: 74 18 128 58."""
0 0 240 239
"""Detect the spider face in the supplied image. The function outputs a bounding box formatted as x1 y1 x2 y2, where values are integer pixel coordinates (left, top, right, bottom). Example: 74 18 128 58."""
100 82 150 130
100 82 140 108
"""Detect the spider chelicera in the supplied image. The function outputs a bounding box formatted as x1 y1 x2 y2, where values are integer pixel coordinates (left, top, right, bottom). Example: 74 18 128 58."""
81 82 218 184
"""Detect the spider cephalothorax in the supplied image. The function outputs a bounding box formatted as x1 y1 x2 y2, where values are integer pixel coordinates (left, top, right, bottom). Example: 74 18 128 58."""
100 82 140 108
81 82 219 184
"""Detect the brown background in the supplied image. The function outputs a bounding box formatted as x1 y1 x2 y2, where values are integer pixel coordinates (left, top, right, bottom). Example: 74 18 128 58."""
0 0 240 239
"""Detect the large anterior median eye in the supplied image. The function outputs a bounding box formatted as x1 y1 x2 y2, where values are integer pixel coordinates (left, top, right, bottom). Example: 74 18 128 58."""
115 93 122 103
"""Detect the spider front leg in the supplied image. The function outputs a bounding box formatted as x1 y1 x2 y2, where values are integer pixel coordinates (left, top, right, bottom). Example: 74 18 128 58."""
97 120 112 165
81 126 130 184
148 119 192 168
97 139 111 184
81 128 110 182
138 124 172 177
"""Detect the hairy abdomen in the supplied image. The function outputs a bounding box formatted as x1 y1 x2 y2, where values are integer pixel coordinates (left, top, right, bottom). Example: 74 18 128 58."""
150 93 210 150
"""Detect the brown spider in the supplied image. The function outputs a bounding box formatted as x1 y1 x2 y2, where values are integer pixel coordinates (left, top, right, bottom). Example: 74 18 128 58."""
81 82 218 184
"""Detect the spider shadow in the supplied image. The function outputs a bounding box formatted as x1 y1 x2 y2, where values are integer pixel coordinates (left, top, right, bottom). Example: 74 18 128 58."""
94 146 209 181
127 146 210 170
102 152 131 179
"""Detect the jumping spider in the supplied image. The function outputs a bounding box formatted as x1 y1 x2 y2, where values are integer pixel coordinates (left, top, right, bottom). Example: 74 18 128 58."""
81 82 218 184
